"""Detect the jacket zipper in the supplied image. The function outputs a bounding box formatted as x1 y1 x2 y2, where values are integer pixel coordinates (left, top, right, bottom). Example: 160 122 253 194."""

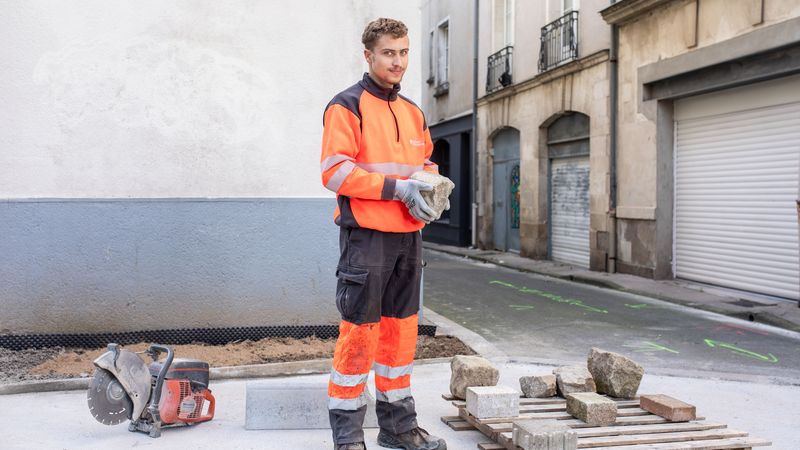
387 100 399 142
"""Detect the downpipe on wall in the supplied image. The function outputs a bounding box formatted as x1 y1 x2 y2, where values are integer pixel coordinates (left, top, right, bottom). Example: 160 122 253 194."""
471 0 480 248
608 2 619 274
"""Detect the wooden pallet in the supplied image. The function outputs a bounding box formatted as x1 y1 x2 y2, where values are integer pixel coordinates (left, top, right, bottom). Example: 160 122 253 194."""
440 394 771 450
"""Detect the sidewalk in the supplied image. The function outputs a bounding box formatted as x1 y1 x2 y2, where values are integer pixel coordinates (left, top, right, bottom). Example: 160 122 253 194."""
1 360 795 449
423 242 800 333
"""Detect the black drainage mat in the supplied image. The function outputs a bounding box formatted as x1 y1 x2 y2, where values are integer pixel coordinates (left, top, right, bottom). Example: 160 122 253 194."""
0 324 437 350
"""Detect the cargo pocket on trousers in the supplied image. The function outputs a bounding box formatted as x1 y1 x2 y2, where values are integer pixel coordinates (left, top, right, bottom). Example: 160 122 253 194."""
335 266 369 323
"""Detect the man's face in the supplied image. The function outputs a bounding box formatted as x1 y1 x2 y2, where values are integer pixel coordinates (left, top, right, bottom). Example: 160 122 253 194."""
364 34 409 88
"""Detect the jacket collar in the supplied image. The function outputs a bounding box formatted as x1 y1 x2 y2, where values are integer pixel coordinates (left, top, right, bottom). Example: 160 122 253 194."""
359 72 400 101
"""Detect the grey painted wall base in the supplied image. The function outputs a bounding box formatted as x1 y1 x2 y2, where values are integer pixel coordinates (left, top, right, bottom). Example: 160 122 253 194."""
0 198 341 334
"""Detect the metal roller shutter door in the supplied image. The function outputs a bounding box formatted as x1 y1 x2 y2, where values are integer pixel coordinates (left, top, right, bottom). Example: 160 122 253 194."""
675 100 800 300
551 156 590 267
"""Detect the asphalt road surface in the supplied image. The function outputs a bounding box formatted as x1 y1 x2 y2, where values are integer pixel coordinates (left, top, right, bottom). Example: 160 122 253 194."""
422 250 800 383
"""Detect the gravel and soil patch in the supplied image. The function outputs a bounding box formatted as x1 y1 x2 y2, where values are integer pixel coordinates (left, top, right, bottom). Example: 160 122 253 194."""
0 335 475 384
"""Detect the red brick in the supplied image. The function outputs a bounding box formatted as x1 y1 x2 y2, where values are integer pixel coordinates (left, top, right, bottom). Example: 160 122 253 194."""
640 394 696 422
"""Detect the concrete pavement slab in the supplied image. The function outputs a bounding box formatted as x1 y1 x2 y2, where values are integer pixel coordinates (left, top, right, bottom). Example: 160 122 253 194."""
0 361 797 449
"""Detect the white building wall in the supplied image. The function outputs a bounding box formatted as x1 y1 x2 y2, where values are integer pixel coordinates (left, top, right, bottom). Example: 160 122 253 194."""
0 0 422 199
0 0 424 335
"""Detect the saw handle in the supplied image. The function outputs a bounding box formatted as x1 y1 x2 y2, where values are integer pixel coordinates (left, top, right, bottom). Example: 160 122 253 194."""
146 344 174 419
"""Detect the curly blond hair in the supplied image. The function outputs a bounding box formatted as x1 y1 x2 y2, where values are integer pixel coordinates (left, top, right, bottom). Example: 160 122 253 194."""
362 18 408 50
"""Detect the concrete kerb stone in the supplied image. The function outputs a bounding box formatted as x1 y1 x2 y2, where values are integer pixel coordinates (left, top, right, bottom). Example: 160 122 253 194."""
0 357 454 396
466 385 520 419
245 378 379 429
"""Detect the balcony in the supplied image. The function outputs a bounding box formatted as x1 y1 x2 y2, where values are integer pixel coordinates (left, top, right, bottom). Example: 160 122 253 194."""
539 11 579 72
486 46 513 94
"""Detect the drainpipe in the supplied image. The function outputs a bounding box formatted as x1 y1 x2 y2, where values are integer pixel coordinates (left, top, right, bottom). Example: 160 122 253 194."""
471 0 480 248
608 1 619 273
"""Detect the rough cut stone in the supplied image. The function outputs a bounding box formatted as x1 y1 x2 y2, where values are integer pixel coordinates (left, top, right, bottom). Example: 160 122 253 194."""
450 355 499 400
640 394 696 422
519 374 557 398
245 379 378 429
553 365 596 396
410 171 455 220
466 386 520 419
587 348 644 399
566 392 617 426
512 418 577 450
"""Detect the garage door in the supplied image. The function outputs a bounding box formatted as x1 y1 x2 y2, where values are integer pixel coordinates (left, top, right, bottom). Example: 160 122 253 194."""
675 77 800 301
551 156 590 267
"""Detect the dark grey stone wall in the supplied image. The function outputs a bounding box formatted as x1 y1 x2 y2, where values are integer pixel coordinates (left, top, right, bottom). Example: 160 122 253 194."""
0 198 340 334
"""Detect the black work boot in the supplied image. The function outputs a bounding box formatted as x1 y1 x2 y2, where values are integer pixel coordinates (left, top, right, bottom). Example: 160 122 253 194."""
335 443 366 450
377 427 446 450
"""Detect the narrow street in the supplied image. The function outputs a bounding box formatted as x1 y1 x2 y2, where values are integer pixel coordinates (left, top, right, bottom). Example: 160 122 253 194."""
423 250 800 383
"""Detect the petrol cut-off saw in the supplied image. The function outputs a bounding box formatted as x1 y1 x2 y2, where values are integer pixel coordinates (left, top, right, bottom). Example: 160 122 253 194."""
87 343 215 438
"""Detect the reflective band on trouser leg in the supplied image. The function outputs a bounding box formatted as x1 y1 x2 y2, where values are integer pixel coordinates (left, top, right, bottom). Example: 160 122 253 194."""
374 314 419 434
328 321 379 409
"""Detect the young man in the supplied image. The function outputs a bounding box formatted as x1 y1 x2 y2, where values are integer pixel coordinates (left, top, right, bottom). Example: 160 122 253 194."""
320 17 448 450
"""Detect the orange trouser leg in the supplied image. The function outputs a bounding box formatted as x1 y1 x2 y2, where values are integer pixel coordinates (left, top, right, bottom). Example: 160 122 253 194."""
373 314 419 434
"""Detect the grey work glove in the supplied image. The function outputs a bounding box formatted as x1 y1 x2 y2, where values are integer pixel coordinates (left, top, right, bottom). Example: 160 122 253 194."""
393 179 437 223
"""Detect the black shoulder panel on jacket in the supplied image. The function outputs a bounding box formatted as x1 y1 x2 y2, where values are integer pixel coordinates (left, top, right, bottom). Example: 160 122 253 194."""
324 82 364 126
398 94 428 131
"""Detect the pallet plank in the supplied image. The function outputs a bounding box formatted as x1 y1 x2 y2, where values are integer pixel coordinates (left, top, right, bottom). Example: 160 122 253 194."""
482 420 726 436
478 443 506 450
588 437 770 450
575 422 727 438
578 429 749 448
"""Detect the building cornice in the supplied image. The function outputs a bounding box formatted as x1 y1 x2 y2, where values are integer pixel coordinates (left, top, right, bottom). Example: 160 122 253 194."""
477 50 610 106
600 0 676 26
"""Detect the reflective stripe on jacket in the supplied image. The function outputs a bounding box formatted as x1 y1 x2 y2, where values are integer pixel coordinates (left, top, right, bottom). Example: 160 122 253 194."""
321 73 438 232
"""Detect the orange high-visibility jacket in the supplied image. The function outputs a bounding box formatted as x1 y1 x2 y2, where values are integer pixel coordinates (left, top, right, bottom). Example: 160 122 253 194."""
321 73 438 233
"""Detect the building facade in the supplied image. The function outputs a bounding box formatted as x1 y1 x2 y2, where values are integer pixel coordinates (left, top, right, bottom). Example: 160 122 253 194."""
421 0 477 246
601 0 800 300
475 0 612 268
425 0 800 302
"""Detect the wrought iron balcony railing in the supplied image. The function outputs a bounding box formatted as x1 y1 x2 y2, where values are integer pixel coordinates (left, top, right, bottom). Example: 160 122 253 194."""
539 11 579 72
486 46 513 94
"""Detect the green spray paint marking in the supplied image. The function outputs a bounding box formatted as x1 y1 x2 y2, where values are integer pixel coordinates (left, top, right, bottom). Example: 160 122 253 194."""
489 280 608 314
704 339 778 363
640 341 679 354
624 303 649 309
509 304 535 311
489 280 517 288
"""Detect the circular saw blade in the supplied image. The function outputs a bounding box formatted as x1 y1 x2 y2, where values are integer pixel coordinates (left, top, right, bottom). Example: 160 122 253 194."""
87 368 133 425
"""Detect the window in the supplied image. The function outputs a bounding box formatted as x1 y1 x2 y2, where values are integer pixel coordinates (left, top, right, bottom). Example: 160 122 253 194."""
436 20 449 86
493 0 514 51
562 0 579 13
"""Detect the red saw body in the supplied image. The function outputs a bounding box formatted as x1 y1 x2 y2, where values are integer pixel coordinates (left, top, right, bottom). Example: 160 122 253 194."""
87 343 216 438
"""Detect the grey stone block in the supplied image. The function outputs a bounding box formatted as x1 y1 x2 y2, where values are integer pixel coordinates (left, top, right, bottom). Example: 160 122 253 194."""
450 355 499 400
245 379 378 429
566 392 617 426
553 365 596 396
465 385 520 419
410 171 455 220
587 347 644 399
512 418 577 450
520 374 557 398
